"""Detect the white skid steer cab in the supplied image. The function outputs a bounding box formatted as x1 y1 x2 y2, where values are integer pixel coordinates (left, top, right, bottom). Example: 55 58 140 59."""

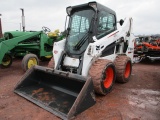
14 1 135 120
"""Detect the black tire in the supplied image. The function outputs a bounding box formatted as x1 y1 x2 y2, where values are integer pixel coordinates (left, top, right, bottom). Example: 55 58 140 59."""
22 54 39 72
114 55 132 83
47 57 55 69
89 59 116 95
0 54 12 68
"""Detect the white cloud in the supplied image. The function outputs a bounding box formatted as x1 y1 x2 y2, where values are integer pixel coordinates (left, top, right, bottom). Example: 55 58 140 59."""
0 0 159 35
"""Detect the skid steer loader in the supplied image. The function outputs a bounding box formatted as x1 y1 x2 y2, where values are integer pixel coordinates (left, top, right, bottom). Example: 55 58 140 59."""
14 2 135 120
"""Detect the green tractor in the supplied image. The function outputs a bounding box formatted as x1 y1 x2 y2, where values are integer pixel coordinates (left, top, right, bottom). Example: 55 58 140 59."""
0 26 65 71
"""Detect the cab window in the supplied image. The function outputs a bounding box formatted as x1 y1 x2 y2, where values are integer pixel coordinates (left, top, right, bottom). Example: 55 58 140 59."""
97 11 116 38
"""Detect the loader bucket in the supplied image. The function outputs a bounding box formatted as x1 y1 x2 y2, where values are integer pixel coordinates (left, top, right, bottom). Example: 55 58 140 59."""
14 65 96 120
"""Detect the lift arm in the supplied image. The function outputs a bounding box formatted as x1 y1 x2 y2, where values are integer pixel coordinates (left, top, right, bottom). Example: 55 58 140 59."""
0 31 42 64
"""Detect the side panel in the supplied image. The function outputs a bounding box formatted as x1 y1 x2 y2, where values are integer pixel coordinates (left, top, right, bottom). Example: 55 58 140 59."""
82 30 119 76
125 33 135 63
53 39 66 68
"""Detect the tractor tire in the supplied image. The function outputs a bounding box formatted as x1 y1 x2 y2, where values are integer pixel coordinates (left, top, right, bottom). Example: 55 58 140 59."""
22 54 39 72
47 57 55 69
0 54 12 68
89 59 116 95
114 55 132 83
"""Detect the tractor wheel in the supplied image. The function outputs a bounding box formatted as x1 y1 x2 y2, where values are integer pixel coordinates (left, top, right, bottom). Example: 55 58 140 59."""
47 57 55 69
22 54 39 72
1 54 12 68
114 55 132 83
89 59 116 95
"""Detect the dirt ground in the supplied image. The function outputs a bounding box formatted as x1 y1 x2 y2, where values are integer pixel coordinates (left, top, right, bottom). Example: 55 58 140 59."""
0 59 160 120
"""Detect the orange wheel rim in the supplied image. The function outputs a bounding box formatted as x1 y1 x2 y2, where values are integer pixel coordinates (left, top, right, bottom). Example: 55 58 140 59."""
104 67 114 88
124 62 131 78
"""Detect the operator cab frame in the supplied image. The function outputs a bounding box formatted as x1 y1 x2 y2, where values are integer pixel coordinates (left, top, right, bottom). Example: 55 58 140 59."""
56 2 117 74
65 1 117 57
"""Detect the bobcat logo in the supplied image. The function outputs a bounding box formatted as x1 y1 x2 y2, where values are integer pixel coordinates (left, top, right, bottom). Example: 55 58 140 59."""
96 45 104 50
96 45 100 50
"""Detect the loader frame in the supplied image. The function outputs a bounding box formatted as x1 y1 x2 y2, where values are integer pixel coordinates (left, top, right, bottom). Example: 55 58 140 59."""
0 31 54 67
